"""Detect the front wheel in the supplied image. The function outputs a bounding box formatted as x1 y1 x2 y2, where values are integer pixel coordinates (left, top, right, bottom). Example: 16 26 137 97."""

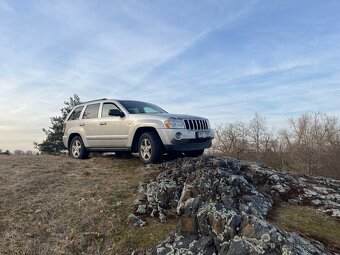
184 149 204 157
138 132 163 164
69 136 88 159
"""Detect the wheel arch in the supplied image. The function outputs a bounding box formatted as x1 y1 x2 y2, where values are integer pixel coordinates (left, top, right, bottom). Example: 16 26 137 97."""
131 127 164 152
67 133 82 148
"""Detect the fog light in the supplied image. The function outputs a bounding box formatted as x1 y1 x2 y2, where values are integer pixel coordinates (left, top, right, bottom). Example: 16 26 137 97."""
175 132 183 140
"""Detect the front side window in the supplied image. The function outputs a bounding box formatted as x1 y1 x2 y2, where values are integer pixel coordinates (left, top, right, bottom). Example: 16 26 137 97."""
68 106 84 121
119 100 167 114
102 103 119 118
82 103 100 119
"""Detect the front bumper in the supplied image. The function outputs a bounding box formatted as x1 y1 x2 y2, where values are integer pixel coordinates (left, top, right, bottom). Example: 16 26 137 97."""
157 128 214 151
164 139 212 151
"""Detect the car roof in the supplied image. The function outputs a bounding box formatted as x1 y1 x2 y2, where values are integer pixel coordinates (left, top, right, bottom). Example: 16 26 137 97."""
80 99 150 105
78 98 119 105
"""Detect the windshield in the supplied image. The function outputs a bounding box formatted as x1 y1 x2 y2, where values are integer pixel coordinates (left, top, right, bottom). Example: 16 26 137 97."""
119 100 168 114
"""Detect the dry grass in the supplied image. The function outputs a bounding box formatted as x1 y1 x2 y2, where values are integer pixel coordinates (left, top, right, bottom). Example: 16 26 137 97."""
0 155 176 255
269 203 340 253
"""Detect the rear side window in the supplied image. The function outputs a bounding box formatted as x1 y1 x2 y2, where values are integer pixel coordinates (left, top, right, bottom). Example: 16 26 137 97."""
68 106 84 121
102 103 119 118
83 103 100 119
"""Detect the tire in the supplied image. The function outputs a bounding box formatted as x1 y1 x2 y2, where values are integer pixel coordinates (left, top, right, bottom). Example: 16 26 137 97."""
69 136 88 159
138 132 163 164
184 149 204 157
115 151 132 158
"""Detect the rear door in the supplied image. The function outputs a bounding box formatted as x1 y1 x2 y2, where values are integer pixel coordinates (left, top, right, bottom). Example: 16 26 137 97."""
66 105 85 140
81 103 101 147
97 102 129 148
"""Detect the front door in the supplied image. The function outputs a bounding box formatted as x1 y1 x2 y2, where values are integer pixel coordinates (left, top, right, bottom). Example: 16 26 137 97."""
97 102 129 148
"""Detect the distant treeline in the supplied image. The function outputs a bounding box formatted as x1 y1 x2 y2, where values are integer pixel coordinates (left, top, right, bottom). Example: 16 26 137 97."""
213 112 340 179
0 149 36 155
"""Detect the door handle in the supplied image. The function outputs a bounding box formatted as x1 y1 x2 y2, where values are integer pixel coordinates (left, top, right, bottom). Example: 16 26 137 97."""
100 122 107 125
79 123 85 126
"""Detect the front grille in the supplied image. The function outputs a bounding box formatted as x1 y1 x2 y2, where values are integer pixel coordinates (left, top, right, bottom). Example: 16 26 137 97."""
183 119 208 131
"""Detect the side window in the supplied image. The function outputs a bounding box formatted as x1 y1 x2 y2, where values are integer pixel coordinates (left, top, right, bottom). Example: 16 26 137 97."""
144 106 158 113
102 103 119 118
83 103 100 119
68 106 84 121
128 107 140 114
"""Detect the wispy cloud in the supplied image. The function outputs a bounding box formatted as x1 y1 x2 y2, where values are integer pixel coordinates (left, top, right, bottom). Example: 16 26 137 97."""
0 0 339 151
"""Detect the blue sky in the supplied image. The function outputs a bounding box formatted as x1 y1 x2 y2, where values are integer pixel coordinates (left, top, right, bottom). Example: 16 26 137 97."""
0 0 340 151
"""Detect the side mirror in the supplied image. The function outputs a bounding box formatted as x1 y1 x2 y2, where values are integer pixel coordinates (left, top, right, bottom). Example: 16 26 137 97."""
108 109 125 117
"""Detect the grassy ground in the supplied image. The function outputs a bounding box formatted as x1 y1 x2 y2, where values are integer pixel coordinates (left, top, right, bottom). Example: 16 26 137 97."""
269 203 340 253
1 155 338 254
0 155 176 255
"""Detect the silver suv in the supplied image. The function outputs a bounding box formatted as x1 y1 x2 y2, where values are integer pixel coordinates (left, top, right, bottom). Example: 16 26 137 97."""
63 99 214 163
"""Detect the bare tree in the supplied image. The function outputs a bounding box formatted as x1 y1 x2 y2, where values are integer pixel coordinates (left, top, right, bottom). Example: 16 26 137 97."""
283 113 339 175
0 150 10 155
213 112 340 179
214 122 249 158
248 113 273 160
14 150 25 156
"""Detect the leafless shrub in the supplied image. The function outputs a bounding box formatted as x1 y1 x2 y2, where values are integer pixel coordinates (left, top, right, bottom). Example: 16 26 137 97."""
13 150 25 155
213 112 340 179
283 113 340 177
214 121 249 158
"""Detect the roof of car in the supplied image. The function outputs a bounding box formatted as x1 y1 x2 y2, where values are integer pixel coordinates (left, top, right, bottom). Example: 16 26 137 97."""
81 98 109 104
81 99 147 105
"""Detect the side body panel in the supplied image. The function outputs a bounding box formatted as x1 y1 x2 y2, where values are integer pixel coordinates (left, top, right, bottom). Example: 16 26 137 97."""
95 115 129 147
126 118 167 147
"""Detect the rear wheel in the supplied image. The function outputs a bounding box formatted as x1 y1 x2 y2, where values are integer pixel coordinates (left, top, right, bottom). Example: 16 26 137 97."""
69 136 88 159
184 149 204 157
138 132 163 164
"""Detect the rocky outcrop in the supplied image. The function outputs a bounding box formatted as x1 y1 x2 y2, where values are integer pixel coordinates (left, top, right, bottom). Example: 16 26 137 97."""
132 156 340 254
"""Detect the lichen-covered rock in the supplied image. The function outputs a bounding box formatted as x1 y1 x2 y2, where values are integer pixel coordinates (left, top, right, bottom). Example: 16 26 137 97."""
146 179 180 209
196 203 241 243
128 213 146 227
136 204 147 214
132 156 338 254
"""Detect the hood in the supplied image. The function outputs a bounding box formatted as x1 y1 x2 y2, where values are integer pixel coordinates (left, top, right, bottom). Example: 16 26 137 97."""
134 113 207 120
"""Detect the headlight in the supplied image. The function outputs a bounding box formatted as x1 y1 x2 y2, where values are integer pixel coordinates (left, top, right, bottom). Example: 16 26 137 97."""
164 118 185 129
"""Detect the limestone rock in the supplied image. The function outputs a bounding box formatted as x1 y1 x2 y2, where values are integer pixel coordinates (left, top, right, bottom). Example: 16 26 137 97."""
128 214 146 227
131 156 337 254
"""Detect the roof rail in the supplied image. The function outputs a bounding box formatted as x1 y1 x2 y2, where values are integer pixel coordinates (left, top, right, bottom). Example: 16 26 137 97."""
83 98 108 104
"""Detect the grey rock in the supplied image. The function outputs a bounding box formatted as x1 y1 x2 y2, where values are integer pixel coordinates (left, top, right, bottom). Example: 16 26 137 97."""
189 236 215 254
159 211 166 223
136 204 147 214
226 236 249 255
128 214 146 227
197 203 241 242
133 156 335 255
241 194 273 217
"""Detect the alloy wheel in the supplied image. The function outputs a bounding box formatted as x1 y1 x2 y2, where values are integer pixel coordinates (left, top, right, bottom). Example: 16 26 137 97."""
140 138 152 160
72 140 82 157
